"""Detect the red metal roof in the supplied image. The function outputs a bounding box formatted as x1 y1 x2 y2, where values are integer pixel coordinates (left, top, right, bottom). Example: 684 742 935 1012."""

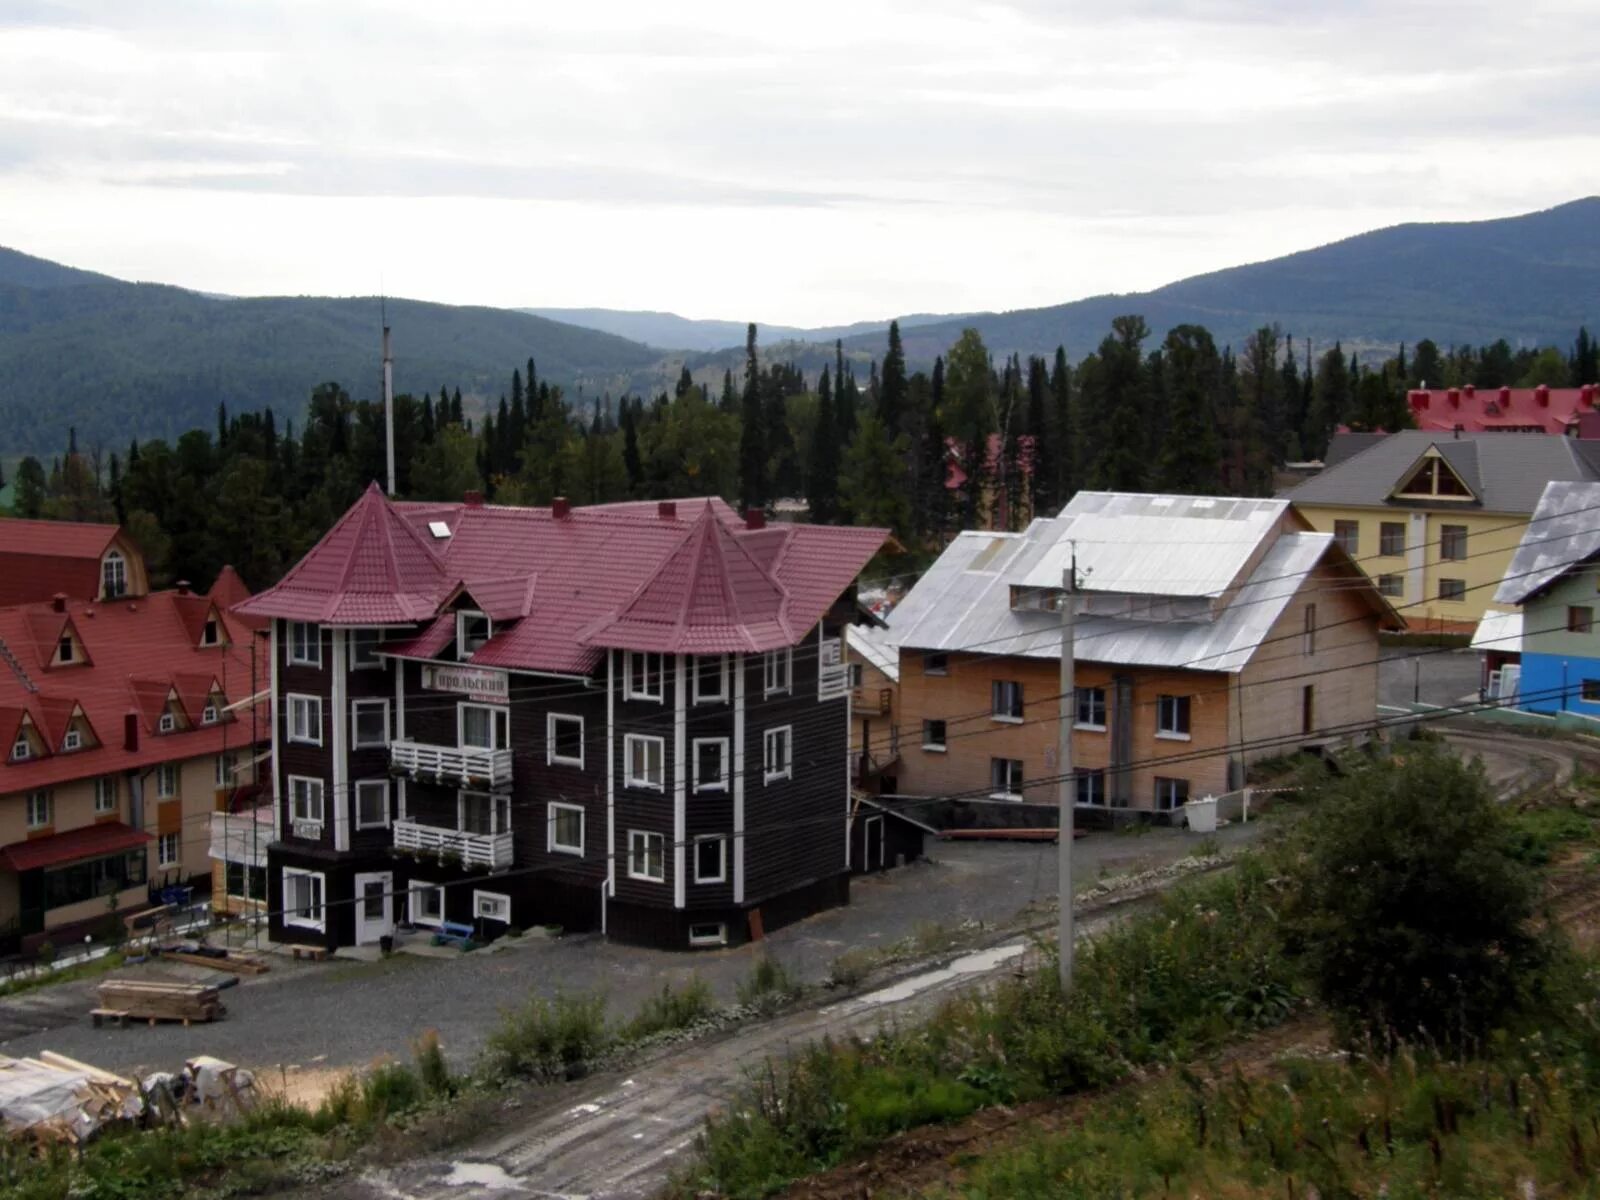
268 488 888 674
0 519 122 607
1409 385 1600 435
0 822 151 872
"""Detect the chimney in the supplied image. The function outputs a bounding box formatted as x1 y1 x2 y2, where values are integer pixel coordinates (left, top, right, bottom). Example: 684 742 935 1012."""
1453 423 1463 439
1582 384 1597 407
1463 383 1475 399
1447 387 1461 408
552 496 571 519
463 490 484 507
175 580 191 596
123 711 139 753
1499 386 1512 404
1536 384 1551 407
745 507 766 531
1408 389 1430 410
658 501 677 521
51 593 66 613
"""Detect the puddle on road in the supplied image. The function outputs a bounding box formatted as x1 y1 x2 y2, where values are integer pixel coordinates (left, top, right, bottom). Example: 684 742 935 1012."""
441 1161 522 1191
823 942 1026 1013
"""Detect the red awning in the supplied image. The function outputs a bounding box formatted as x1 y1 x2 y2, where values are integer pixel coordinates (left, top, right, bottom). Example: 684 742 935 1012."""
0 823 151 872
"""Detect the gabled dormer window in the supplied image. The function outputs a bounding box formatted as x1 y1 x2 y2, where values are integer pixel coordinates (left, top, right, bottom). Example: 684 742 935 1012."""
56 635 75 664
201 617 221 647
202 703 219 725
159 712 176 734
11 723 37 762
62 728 82 752
102 550 127 600
1396 456 1473 500
457 611 491 660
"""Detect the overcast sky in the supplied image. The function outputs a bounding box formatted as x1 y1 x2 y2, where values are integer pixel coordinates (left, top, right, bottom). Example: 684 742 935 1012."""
2 1 1596 326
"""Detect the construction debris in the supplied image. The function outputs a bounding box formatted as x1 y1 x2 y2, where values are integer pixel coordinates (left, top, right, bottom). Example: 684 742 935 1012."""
153 944 271 975
0 1052 140 1146
95 978 226 1027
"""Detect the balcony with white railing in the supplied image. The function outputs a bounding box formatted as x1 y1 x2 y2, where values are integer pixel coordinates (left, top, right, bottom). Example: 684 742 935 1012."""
390 740 513 789
392 819 513 869
818 637 849 700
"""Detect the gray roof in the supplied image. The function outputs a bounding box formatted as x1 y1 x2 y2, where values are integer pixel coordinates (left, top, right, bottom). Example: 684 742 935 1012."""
1493 480 1600 605
1322 431 1390 469
1471 608 1523 654
845 623 900 682
1283 430 1600 514
886 491 1339 675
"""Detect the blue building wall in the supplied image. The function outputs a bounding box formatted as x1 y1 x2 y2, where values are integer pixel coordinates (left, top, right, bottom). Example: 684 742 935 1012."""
1518 651 1600 716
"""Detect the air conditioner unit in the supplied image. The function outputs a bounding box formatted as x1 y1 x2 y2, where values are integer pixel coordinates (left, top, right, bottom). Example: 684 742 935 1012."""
292 819 323 841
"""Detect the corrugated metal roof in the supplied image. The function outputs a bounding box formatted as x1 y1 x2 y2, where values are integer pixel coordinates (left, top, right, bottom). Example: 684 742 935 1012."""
1493 480 1600 605
1285 431 1600 514
845 623 899 681
1472 608 1523 654
888 491 1336 674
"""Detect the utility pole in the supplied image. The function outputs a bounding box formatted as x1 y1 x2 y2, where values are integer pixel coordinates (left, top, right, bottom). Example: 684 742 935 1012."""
1056 542 1076 990
382 323 396 496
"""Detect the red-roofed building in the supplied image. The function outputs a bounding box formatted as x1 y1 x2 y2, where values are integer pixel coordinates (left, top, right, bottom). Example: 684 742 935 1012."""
1408 384 1600 435
0 550 267 954
237 485 888 951
0 518 149 607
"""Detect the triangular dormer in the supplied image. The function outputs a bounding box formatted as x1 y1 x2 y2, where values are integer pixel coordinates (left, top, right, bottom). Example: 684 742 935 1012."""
51 616 91 668
57 703 99 753
159 688 189 734
6 709 45 763
1391 447 1477 503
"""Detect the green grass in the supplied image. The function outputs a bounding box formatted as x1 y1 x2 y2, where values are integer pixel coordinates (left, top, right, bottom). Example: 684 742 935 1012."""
0 949 125 999
621 979 717 1041
1507 801 1600 864
737 955 802 1014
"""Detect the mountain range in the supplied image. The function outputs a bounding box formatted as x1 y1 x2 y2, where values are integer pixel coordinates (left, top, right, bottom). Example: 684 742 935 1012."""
0 197 1594 455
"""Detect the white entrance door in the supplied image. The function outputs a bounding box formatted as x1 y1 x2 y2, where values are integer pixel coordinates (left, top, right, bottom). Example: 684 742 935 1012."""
354 871 394 945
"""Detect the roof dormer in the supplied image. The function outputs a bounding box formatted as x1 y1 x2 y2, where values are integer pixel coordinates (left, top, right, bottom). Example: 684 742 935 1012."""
50 617 90 668
57 704 98 753
7 710 44 763
1391 447 1477 503
157 690 189 735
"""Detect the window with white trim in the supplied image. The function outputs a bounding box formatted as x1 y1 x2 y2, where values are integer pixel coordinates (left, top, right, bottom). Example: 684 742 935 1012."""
158 832 180 868
1156 694 1191 739
693 737 729 792
355 779 390 829
288 621 320 666
628 830 665 881
409 881 445 927
10 730 31 761
1154 776 1189 811
352 699 389 748
201 703 218 725
989 757 1024 800
763 725 793 782
763 648 792 695
921 719 947 751
156 762 178 799
287 694 322 745
56 634 75 665
1075 686 1107 730
625 734 665 790
214 752 235 788
548 802 584 855
158 711 176 734
689 922 727 947
62 727 82 751
283 868 325 930
547 713 585 767
351 628 383 668
459 790 510 836
25 789 51 829
693 835 726 884
991 680 1024 721
101 550 127 600
459 703 509 751
625 651 664 702
94 776 118 814
289 775 325 824
474 890 511 922
1076 769 1105 807
456 610 491 659
692 654 728 704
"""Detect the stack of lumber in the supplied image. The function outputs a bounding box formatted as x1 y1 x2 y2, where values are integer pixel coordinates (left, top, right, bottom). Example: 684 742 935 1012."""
95 978 225 1027
0 1051 140 1146
155 944 270 975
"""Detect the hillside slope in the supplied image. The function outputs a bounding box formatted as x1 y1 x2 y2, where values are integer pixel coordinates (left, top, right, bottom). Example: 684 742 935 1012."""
522 307 951 352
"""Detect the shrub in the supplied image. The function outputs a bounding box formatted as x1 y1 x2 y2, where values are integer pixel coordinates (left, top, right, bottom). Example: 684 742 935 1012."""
483 992 610 1082
358 1061 423 1124
412 1029 454 1096
737 955 800 1012
35 940 55 966
1288 747 1549 1051
623 979 716 1041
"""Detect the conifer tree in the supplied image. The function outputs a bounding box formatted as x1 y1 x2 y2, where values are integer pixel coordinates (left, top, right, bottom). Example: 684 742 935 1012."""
1049 346 1074 506
420 395 436 444
738 323 766 510
809 366 840 523
621 398 642 492
720 369 737 412
878 320 908 438
451 389 464 426
1086 316 1150 492
833 340 857 445
1575 327 1598 385
217 403 229 448
1025 355 1050 515
675 365 694 399
1156 325 1223 494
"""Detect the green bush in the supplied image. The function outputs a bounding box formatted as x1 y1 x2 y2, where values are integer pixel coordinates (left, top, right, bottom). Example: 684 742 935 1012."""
412 1029 455 1096
1507 803 1599 864
1288 747 1549 1050
623 978 716 1041
737 955 800 1012
483 992 610 1082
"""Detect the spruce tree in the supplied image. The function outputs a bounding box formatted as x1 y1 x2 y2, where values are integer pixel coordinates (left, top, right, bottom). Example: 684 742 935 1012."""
1156 325 1223 494
720 369 737 412
676 366 694 399
834 339 857 445
420 395 436 444
1086 316 1150 492
809 366 840 523
217 402 229 448
738 323 766 510
621 399 642 492
1049 347 1074 506
1025 355 1050 515
879 320 908 438
1575 327 1598 385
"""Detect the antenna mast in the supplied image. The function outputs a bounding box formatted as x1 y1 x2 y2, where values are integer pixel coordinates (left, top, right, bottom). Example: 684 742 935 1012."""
381 298 396 496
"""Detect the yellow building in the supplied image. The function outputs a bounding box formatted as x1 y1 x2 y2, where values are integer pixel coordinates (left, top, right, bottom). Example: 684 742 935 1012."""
1285 432 1600 634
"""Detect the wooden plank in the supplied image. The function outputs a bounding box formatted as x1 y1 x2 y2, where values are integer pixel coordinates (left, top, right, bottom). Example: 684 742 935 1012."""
157 949 270 975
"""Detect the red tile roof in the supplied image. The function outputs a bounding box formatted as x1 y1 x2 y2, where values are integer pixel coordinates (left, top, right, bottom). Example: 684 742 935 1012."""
0 519 122 607
1409 385 1600 435
249 488 888 674
0 822 150 871
0 574 265 793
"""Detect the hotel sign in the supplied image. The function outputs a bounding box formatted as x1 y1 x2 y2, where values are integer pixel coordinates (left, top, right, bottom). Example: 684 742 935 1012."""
421 663 509 702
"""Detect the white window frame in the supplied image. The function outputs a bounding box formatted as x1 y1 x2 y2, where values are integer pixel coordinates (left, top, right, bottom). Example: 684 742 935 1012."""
921 718 947 752
763 725 793 783
409 880 445 928
989 756 1025 801
473 890 511 922
1075 770 1106 807
102 550 127 600
546 713 586 768
283 867 326 931
1155 693 1192 741
692 654 728 704
355 778 390 830
624 733 666 791
56 634 75 665
763 647 793 696
158 832 180 868
458 702 509 751
351 698 390 749
688 922 728 947
458 789 511 836
158 711 176 734
25 789 51 829
991 679 1024 723
456 610 491 660
62 727 82 751
94 776 118 814
201 703 219 725
547 802 585 856
693 835 727 884
288 621 321 667
214 752 235 788
1154 776 1189 812
11 732 31 762
289 774 326 824
156 762 178 799
351 628 384 669
1074 686 1107 731
627 829 665 881
624 651 664 702
692 737 730 793
287 693 323 746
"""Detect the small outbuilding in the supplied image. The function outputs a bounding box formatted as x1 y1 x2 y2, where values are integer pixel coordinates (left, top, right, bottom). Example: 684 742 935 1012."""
849 794 936 874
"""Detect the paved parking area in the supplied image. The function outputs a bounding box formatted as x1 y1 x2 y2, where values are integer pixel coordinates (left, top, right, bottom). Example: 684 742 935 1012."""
0 824 1261 1081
